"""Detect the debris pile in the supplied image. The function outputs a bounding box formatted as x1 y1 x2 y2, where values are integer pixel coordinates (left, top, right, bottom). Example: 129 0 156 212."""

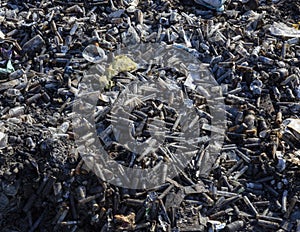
0 0 300 231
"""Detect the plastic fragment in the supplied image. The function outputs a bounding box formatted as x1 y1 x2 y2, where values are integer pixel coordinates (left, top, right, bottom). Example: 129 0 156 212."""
269 22 300 38
82 44 106 63
22 35 45 53
194 0 226 11
0 132 8 149
0 60 15 76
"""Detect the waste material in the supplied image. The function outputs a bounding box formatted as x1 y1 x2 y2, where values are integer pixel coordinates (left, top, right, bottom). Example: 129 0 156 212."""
114 212 136 230
82 44 106 63
270 22 300 38
195 0 226 11
22 35 46 54
0 131 7 149
281 118 300 147
0 0 299 231
106 55 138 79
0 60 14 76
283 118 300 139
